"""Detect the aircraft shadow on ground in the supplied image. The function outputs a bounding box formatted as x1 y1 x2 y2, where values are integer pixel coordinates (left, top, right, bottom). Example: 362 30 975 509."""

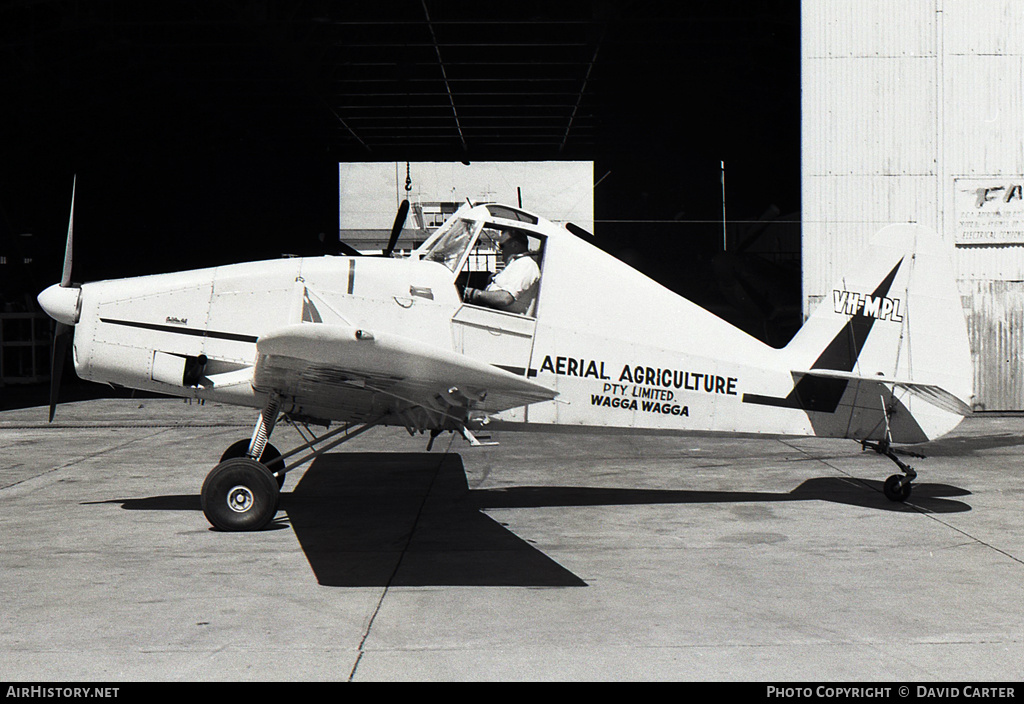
914 432 1024 456
96 452 971 588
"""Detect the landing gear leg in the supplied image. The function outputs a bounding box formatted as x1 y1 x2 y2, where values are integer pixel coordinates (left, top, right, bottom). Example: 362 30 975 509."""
863 439 917 502
862 392 918 503
201 395 283 531
247 394 281 464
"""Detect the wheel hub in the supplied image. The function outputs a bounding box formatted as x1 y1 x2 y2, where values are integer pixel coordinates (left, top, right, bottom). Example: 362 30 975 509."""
227 485 255 513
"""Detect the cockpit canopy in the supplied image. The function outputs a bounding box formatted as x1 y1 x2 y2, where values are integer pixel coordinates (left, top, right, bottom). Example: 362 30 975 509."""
414 203 544 276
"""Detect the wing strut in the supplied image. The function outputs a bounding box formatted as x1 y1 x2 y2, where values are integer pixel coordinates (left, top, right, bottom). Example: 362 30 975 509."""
264 415 386 480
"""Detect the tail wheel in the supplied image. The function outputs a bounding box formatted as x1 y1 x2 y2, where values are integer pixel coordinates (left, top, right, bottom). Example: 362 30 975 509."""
220 439 284 488
883 474 912 502
201 458 280 531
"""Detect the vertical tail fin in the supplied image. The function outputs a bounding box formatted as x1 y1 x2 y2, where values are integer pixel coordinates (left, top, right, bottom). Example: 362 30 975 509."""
780 224 972 441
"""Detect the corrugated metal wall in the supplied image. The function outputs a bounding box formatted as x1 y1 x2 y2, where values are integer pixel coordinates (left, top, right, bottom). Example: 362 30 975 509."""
803 0 1024 409
960 279 1024 409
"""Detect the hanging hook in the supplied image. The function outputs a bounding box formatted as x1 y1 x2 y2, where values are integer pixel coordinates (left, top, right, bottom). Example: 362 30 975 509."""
405 162 413 192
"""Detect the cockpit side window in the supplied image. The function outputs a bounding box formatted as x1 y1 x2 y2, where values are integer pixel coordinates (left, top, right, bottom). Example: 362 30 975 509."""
463 225 546 317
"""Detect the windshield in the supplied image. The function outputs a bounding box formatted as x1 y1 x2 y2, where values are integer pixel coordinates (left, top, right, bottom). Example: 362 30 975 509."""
421 218 479 272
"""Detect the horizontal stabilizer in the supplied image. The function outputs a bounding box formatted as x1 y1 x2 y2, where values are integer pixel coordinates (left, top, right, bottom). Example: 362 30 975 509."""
795 369 973 417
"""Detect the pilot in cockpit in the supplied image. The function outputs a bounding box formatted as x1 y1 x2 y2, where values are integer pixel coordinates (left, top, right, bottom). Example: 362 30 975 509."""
462 230 540 316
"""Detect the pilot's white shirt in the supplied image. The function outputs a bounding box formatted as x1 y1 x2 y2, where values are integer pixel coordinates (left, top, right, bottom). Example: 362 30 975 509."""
486 253 540 315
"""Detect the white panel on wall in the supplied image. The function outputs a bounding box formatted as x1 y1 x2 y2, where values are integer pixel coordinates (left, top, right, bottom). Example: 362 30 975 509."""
802 3 941 318
805 57 938 176
943 55 1024 178
802 0 937 58
803 174 939 298
943 0 1024 56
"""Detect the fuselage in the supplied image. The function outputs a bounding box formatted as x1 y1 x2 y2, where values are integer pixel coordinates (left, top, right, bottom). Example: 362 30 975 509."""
60 204 967 444
69 233 797 436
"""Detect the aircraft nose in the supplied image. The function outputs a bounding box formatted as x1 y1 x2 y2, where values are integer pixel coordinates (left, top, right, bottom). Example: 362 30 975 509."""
37 284 81 326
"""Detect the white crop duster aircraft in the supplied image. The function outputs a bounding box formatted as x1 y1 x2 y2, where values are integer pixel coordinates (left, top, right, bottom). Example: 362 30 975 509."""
37 180 974 531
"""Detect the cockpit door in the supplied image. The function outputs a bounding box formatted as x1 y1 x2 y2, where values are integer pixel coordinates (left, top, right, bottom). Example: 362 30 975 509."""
451 305 537 379
419 206 542 400
449 221 542 384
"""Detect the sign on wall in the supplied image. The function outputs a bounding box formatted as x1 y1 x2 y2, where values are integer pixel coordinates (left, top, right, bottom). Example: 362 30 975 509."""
955 177 1024 245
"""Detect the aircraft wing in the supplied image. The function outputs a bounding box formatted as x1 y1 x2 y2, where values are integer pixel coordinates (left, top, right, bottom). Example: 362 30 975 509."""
795 369 973 416
253 323 557 424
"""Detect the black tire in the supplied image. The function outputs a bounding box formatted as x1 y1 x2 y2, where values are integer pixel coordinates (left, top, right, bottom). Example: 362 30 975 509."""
201 457 280 531
220 439 284 488
883 474 912 502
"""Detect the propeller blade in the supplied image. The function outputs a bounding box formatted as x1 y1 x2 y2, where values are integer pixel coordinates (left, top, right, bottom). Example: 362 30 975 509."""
48 322 72 422
60 176 76 288
383 199 410 258
45 177 78 422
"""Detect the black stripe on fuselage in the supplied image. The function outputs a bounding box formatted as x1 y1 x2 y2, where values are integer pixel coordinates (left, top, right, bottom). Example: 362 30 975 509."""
494 364 538 378
99 318 258 344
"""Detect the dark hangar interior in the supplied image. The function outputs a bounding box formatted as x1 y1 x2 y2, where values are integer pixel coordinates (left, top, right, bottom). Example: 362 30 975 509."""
0 0 801 376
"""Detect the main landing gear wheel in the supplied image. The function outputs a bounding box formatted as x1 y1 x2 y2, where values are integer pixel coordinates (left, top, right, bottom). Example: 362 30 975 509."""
220 439 284 488
883 474 913 502
201 457 280 531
